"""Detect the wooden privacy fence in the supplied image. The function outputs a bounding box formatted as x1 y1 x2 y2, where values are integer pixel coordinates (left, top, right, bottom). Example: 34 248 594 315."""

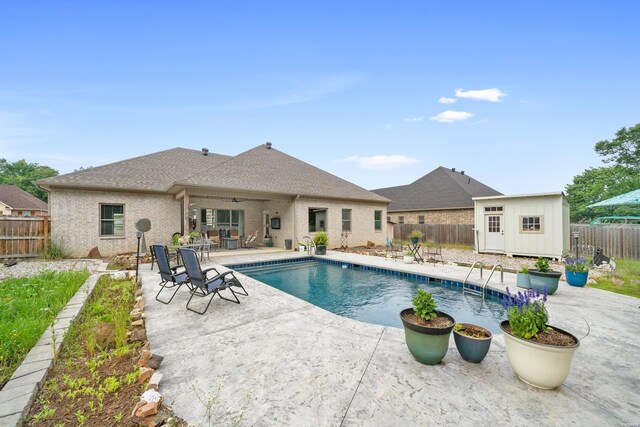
393 224 474 246
571 224 640 260
0 216 50 259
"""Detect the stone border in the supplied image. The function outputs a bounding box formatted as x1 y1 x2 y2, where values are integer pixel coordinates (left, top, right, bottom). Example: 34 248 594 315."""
0 264 108 426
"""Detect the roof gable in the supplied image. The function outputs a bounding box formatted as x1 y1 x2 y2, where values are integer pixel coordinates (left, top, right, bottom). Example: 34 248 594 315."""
179 144 389 203
0 185 48 210
372 166 501 211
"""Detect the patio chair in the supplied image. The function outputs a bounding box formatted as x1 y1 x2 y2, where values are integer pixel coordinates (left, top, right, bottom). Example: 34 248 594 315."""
242 230 258 248
151 244 191 304
178 247 246 315
423 243 444 265
385 237 402 261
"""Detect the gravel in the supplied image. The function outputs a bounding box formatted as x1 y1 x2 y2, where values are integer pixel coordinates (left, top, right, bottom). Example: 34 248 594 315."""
0 259 104 281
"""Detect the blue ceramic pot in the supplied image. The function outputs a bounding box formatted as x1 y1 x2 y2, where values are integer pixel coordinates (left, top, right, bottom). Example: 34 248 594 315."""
516 272 531 288
529 270 561 295
453 323 492 363
565 270 588 287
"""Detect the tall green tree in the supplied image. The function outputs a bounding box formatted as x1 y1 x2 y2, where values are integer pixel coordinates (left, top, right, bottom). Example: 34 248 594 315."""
0 159 58 202
566 123 640 222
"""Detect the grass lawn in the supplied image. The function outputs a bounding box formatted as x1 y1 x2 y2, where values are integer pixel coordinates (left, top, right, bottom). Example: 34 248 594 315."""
589 259 640 299
0 270 90 387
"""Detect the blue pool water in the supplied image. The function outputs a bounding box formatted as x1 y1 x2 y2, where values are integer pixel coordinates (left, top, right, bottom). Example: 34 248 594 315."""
233 259 506 333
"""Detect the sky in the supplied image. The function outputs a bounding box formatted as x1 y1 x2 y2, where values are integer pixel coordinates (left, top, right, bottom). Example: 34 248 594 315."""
1 1 639 195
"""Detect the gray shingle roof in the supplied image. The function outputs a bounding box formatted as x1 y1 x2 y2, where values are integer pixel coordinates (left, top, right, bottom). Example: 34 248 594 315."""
372 167 501 211
0 185 48 210
37 144 389 203
36 148 231 192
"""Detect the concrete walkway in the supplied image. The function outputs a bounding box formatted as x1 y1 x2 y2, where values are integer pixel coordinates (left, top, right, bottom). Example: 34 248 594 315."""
140 250 640 426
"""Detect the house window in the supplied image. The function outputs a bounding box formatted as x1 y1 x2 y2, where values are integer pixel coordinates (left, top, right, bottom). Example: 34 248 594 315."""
521 216 543 233
22 211 31 217
418 215 425 224
484 206 503 212
100 204 124 236
309 208 327 232
374 210 382 231
342 209 351 232
398 216 404 224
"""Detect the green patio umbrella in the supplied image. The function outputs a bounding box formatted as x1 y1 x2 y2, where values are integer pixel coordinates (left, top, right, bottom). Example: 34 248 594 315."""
587 188 640 207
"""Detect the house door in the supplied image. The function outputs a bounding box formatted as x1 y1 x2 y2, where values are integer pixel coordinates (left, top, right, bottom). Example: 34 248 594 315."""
485 214 504 251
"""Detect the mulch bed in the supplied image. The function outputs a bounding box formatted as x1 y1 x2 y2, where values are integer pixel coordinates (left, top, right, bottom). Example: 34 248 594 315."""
502 325 577 346
402 312 453 328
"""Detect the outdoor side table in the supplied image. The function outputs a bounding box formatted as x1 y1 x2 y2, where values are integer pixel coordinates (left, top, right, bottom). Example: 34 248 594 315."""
407 243 424 264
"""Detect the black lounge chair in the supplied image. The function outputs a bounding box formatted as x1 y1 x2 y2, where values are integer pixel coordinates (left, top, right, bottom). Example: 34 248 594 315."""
151 244 191 304
178 247 244 315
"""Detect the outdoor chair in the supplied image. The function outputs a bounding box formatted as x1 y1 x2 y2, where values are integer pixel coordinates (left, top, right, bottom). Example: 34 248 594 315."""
242 230 258 248
385 238 402 261
423 243 444 265
178 247 247 315
151 244 192 304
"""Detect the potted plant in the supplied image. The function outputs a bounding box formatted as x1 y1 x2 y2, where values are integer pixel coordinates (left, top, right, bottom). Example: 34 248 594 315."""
403 250 414 264
516 266 531 289
528 257 561 295
452 323 492 363
500 287 580 389
313 232 328 255
400 289 455 365
564 255 589 287
409 229 424 245
298 242 307 252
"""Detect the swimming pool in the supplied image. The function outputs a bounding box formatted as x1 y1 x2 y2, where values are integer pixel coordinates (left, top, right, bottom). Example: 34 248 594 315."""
232 258 506 333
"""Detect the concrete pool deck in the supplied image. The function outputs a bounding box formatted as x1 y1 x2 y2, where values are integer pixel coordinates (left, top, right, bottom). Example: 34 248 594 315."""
139 250 640 425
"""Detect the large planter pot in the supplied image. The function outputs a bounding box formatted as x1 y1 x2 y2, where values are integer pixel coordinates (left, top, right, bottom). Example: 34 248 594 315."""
400 308 455 365
410 237 419 245
565 270 588 287
315 245 327 255
500 320 580 389
516 272 531 289
528 270 561 295
403 255 414 264
453 323 492 363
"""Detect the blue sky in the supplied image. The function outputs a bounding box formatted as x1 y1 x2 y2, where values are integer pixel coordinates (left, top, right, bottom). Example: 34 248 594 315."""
1 1 639 194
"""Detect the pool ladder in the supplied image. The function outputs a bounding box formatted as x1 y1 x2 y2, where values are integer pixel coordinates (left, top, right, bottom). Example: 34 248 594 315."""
462 261 504 300
302 236 316 255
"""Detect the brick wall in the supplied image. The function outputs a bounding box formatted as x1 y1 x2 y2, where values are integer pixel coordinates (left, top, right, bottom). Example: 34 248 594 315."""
388 208 474 225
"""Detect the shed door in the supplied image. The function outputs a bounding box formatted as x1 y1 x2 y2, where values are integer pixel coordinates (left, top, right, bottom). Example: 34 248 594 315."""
485 214 504 251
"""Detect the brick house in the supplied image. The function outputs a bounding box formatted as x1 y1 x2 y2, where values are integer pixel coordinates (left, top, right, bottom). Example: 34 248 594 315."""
371 167 501 226
0 185 49 217
36 143 390 257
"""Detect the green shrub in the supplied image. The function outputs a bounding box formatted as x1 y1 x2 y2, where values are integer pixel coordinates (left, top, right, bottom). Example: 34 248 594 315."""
40 238 71 260
412 289 438 321
534 257 550 273
313 232 328 246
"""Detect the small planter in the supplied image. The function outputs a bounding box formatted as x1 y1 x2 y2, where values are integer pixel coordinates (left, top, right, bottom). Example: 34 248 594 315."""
400 308 455 365
315 245 327 255
298 245 306 252
453 323 492 363
516 272 531 289
565 270 588 287
403 255 414 264
410 237 419 245
529 269 561 295
500 320 579 389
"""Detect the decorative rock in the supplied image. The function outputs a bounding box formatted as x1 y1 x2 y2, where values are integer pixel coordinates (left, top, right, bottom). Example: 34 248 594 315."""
131 400 146 418
142 341 151 352
111 271 127 280
138 349 152 367
134 297 145 310
135 401 160 418
366 240 376 248
135 289 144 297
132 319 144 328
131 311 142 321
87 246 102 258
140 389 162 403
138 367 154 384
146 354 164 369
128 328 147 342
146 372 163 391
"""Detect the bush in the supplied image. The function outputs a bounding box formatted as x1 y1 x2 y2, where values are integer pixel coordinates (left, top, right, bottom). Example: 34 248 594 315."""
313 232 328 246
40 238 71 260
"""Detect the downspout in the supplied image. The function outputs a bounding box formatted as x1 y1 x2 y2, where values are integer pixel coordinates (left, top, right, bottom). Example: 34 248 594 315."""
293 195 300 247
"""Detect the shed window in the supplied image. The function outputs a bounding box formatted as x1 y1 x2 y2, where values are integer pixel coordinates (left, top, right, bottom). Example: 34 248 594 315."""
100 204 124 236
484 206 503 212
521 216 543 233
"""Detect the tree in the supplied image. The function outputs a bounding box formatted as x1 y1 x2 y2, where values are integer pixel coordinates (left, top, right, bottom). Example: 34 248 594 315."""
566 123 640 222
0 159 58 202
594 123 640 171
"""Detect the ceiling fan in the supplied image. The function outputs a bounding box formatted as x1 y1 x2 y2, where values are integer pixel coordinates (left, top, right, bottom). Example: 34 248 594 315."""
231 197 245 203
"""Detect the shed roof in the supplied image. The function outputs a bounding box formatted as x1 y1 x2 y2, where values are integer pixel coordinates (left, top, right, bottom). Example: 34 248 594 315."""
372 167 501 211
0 185 48 210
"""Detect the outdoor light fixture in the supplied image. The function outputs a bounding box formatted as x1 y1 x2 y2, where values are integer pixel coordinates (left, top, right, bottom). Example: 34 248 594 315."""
572 231 580 259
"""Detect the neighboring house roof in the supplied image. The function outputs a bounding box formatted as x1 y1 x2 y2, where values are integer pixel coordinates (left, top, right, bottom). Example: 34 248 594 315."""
0 185 48 210
37 144 389 204
372 167 501 211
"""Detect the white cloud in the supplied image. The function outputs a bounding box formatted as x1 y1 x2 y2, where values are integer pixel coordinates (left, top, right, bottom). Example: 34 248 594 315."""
429 110 473 123
455 88 506 102
404 116 424 123
337 155 419 170
439 97 457 104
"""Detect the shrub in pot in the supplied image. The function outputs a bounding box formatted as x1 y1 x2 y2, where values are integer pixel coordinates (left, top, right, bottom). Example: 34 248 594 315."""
313 232 328 255
453 323 492 363
563 255 590 287
400 289 455 365
516 266 531 289
403 250 414 264
529 257 561 295
500 287 580 389
409 229 424 245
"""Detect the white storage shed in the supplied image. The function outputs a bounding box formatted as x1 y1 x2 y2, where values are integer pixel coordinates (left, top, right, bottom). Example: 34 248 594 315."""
473 192 570 259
